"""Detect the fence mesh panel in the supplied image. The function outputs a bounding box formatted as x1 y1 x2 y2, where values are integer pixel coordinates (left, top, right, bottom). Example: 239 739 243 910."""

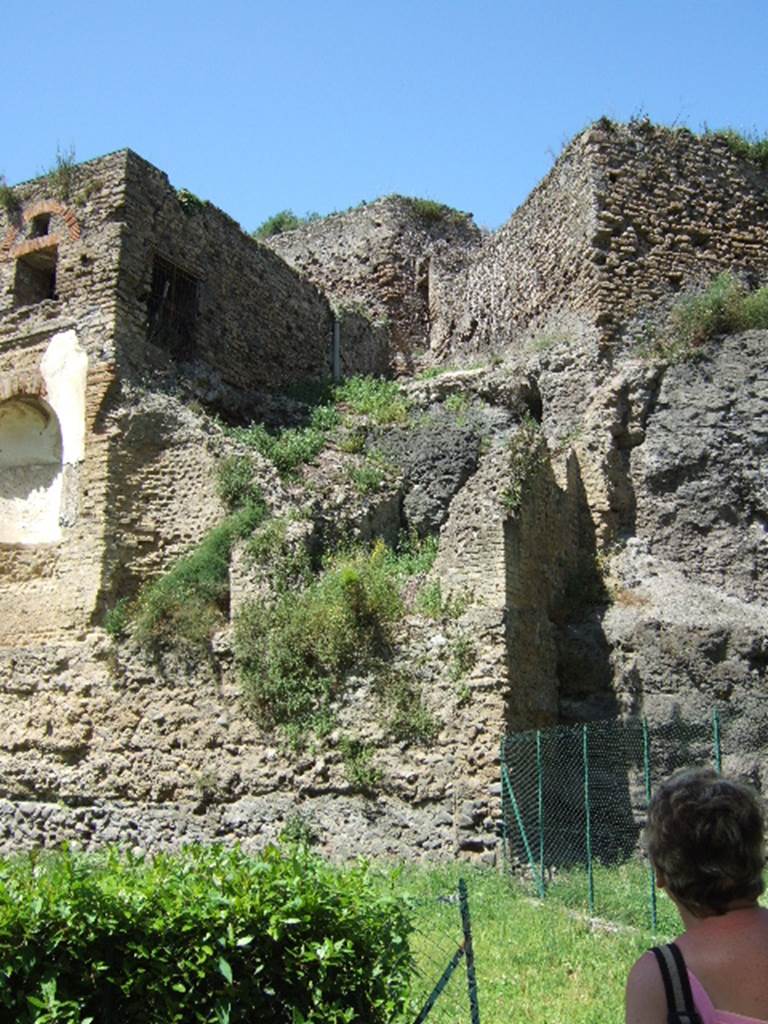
500 712 728 929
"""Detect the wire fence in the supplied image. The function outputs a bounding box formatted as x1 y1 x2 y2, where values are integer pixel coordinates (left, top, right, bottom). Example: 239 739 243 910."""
409 878 481 1024
499 710 728 930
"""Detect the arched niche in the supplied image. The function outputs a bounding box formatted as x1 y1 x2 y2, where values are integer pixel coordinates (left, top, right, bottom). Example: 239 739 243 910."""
0 396 63 543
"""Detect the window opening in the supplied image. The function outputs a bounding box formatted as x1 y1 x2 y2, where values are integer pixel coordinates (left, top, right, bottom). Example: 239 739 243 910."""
13 247 58 307
147 255 199 356
29 213 52 238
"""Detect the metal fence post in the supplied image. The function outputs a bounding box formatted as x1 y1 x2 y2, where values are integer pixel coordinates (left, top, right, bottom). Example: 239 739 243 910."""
536 729 545 890
582 724 594 915
458 879 480 1024
712 707 722 774
642 717 657 932
501 762 546 898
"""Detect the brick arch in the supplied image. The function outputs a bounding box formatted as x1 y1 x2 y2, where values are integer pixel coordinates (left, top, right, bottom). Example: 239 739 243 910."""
0 199 80 260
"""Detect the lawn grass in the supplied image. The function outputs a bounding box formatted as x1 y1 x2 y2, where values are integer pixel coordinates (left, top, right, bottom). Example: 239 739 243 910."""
387 862 676 1024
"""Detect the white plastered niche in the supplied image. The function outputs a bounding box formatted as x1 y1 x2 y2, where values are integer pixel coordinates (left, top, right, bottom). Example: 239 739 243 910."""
0 330 88 543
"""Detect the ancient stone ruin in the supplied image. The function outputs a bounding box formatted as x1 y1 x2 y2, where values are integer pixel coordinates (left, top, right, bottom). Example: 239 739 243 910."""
1 120 766 860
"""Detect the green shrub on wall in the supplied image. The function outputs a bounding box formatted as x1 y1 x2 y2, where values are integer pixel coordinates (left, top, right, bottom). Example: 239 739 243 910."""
661 272 768 361
235 541 402 727
0 844 413 1024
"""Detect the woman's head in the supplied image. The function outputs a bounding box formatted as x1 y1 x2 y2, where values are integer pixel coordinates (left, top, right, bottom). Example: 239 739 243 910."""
644 767 766 917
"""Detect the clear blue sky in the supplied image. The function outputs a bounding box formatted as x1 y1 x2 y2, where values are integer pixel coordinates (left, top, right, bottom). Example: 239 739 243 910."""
3 0 767 231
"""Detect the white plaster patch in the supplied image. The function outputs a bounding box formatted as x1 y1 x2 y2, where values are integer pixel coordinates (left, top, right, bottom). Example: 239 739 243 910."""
40 329 88 465
0 398 63 543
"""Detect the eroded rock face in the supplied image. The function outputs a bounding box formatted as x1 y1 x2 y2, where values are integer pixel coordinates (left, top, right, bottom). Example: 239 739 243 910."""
631 331 768 603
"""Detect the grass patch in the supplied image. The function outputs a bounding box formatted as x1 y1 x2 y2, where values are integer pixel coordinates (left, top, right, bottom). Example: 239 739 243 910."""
658 272 768 361
707 128 768 171
347 452 395 495
129 504 266 647
394 863 662 1024
414 579 472 620
215 455 267 513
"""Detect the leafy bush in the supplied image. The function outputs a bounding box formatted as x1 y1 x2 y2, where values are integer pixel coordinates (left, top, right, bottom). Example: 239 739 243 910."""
338 736 382 793
413 579 471 620
215 456 267 513
231 422 328 476
235 542 402 727
448 632 477 683
664 272 768 360
347 452 394 495
333 376 411 425
245 516 312 589
131 505 263 646
0 845 413 1024
252 209 319 239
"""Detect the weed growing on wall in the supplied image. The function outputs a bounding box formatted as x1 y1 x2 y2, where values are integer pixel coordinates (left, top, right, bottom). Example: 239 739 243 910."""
707 128 768 171
232 421 328 476
501 415 547 513
448 632 477 683
398 195 470 227
659 273 768 361
235 541 403 728
375 670 439 746
0 175 20 216
334 376 411 425
0 845 413 1024
347 451 395 495
215 455 267 512
44 145 77 201
338 736 383 793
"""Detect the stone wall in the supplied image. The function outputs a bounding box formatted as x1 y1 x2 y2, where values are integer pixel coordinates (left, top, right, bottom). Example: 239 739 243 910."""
267 196 482 370
428 121 768 360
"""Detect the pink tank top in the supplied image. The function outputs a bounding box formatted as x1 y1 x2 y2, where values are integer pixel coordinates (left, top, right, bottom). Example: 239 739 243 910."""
689 969 768 1024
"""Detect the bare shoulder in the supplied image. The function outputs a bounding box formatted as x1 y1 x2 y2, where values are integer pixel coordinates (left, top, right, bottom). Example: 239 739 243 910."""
625 950 667 1024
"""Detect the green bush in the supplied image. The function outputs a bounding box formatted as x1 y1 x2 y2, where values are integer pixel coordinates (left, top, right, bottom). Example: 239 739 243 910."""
501 416 547 513
45 145 77 201
664 272 768 360
232 422 328 476
215 456 267 513
376 671 439 746
252 209 320 239
347 452 394 495
338 737 382 793
235 542 402 727
0 845 413 1024
131 505 263 647
333 377 411 425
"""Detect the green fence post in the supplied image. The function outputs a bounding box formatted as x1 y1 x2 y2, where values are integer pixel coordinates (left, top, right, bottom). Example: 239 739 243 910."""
642 717 657 932
582 724 594 915
459 879 481 1024
712 708 722 774
536 729 545 890
501 762 546 898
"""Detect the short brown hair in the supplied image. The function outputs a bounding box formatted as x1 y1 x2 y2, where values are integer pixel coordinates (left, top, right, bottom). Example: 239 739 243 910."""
644 767 766 916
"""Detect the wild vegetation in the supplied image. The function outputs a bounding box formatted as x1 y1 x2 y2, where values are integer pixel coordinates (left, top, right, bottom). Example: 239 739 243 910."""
707 127 768 171
653 272 768 362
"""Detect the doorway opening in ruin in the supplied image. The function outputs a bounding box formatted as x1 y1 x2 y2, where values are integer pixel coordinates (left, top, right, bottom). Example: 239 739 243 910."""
13 247 58 306
146 255 199 356
0 396 63 544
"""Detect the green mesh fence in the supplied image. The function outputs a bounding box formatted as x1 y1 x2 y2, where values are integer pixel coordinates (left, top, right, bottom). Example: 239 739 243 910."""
500 711 726 931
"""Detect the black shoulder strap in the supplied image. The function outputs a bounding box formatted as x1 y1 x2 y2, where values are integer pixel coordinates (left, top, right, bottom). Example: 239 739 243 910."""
650 943 702 1024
